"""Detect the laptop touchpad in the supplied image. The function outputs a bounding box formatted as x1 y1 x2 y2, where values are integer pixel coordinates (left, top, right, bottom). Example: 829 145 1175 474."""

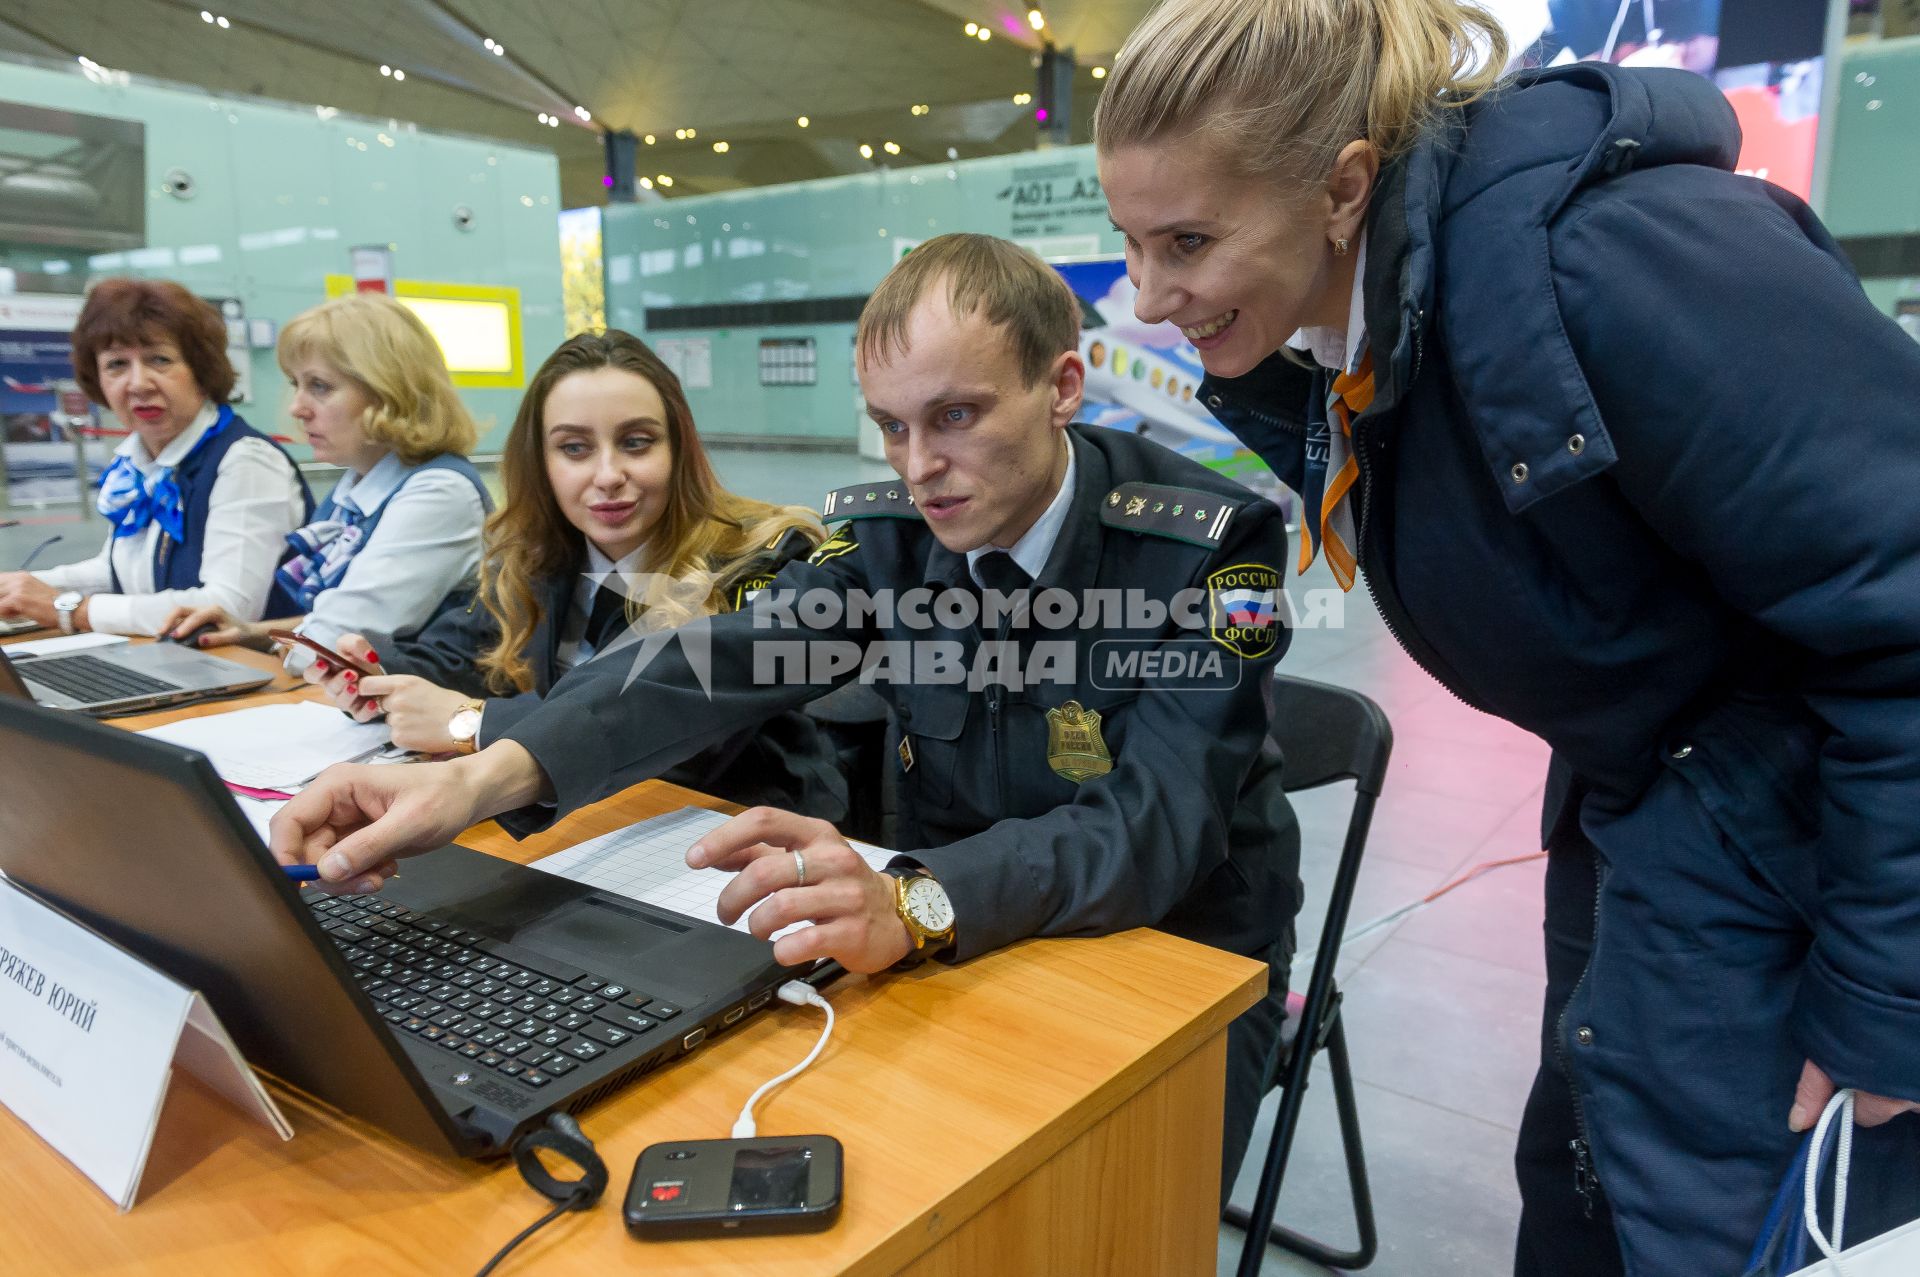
513 894 690 962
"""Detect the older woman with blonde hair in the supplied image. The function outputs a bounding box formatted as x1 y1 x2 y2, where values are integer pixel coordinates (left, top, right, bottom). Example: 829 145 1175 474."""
165 292 491 669
1097 0 1920 1272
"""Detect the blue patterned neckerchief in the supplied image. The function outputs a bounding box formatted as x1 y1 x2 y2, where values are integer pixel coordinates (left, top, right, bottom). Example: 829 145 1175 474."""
273 496 369 611
94 404 233 542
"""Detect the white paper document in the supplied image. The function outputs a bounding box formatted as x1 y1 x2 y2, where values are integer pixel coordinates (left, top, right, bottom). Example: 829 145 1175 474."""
0 878 290 1209
532 806 896 934
6 632 129 658
139 701 390 790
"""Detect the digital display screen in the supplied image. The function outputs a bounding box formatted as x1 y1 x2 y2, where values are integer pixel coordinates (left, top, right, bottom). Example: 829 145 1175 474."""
727 1145 813 1211
1493 0 1830 199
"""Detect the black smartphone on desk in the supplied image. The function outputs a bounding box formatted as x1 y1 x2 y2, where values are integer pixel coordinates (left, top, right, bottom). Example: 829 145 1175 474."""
625 1135 842 1239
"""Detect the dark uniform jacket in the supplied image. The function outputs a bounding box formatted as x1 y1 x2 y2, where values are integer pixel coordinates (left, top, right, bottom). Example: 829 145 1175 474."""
362 532 848 821
1199 63 1920 1268
495 425 1302 965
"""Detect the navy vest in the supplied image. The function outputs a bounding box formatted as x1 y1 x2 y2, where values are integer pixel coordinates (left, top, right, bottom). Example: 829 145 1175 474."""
108 408 316 618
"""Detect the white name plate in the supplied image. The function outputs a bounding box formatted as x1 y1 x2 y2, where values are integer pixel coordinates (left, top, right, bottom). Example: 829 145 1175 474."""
0 876 291 1209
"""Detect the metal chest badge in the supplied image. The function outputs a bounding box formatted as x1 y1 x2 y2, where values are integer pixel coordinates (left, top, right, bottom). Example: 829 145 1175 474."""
1045 700 1112 783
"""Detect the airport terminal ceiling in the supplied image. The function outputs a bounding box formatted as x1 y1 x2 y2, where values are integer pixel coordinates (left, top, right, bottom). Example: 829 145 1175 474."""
0 0 1154 208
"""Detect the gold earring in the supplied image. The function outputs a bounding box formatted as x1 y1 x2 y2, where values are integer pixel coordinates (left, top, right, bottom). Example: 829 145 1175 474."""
1334 237 1351 257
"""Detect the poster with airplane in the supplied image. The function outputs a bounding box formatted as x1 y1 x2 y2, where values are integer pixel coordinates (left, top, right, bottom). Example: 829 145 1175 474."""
1050 255 1283 502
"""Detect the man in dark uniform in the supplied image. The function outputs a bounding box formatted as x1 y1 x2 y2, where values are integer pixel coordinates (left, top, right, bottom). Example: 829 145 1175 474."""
272 233 1303 1190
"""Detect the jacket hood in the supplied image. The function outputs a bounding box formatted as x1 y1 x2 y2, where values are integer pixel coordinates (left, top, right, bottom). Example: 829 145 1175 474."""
1442 62 1741 223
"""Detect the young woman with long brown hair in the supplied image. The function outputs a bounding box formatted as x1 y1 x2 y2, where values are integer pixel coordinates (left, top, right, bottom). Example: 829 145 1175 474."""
304 329 846 818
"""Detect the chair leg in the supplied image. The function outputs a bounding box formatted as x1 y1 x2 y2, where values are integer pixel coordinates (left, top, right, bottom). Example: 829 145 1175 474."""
1268 1016 1377 1269
1224 1014 1378 1272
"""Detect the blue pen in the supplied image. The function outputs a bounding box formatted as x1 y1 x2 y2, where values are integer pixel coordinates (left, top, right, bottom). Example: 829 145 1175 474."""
282 864 322 881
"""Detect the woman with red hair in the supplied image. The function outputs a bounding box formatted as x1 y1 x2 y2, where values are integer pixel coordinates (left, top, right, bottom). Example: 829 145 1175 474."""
0 278 311 635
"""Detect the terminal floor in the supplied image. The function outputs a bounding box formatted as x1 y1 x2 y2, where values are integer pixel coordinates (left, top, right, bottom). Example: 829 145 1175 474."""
2 444 1551 1276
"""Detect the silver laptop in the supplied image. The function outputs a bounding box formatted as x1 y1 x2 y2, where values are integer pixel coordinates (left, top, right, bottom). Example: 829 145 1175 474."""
0 642 273 716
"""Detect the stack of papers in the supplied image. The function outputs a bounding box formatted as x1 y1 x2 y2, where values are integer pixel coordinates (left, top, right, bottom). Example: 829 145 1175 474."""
533 805 896 933
139 701 391 791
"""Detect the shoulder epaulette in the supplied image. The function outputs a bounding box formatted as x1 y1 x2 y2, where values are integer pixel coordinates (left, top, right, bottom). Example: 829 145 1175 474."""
1099 482 1244 548
822 481 920 521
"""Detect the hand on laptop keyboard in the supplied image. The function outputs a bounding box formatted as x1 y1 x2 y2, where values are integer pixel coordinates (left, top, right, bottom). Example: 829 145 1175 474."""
270 742 548 891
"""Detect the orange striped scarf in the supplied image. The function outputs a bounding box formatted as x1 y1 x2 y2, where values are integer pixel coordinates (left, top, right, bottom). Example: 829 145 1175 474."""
1297 349 1374 591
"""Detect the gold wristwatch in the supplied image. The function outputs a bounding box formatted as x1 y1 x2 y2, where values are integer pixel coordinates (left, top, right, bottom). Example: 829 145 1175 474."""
888 868 956 961
446 699 485 755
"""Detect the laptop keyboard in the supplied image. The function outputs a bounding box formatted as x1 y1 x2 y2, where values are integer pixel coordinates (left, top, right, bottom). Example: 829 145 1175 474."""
305 893 683 1090
21 653 173 703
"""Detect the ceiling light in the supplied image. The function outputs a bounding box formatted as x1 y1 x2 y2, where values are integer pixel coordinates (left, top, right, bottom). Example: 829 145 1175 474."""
215 14 229 27
537 112 549 124
644 133 656 144
686 127 696 139
674 128 687 140
1013 92 1030 105
639 176 653 189
549 116 559 127
796 115 809 128
574 106 590 121
1029 8 1046 30
964 22 978 35
1092 65 1107 79
883 140 900 155
859 143 873 159
977 27 991 41
947 146 959 159
492 44 504 55
392 69 404 81
380 65 391 76
657 174 673 187
713 140 729 153
483 37 495 51
200 9 212 20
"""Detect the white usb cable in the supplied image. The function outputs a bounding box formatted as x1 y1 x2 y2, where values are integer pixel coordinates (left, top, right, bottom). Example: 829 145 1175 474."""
731 980 835 1139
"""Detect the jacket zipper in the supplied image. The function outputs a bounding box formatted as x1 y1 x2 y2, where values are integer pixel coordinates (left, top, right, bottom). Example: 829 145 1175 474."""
1350 314 1481 714
1552 855 1607 1216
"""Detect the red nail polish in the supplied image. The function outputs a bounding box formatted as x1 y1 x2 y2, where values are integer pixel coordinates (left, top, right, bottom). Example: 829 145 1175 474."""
365 648 380 664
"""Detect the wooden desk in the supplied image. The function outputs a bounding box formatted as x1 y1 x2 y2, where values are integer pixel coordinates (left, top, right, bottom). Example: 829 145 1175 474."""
2 641 1267 1274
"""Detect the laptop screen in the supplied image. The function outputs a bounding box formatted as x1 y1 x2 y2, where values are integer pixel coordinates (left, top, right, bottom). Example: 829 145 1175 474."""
0 695 462 1156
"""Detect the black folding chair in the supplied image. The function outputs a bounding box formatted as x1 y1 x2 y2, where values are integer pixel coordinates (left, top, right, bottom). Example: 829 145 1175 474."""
1226 674 1391 1274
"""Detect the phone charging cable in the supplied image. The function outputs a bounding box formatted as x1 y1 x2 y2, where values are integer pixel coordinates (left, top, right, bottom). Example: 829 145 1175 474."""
731 980 835 1138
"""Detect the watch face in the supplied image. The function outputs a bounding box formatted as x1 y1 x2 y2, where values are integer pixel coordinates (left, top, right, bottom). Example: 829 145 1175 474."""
449 708 481 741
904 876 954 932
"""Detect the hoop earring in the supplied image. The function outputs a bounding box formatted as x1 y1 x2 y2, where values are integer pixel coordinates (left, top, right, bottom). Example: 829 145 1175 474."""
1333 237 1351 257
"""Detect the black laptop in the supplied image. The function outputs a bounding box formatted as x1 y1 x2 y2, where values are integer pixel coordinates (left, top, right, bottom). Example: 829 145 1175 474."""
0 696 788 1159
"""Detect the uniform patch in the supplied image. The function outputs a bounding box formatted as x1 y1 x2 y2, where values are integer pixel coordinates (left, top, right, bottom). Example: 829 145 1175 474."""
1100 482 1243 547
807 524 859 566
1206 562 1281 658
1046 700 1113 783
730 572 777 610
821 482 918 520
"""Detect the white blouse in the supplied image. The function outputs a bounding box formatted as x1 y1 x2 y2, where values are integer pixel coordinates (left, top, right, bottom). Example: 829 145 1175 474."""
287 453 488 672
34 403 309 636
